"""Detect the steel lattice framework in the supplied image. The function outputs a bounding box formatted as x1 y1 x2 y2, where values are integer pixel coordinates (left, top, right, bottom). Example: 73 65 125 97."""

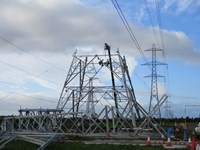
1 44 168 145
57 42 140 122
56 43 141 132
143 44 167 118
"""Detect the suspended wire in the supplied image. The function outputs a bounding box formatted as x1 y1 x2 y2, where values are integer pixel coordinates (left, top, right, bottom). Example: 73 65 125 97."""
111 0 150 66
111 0 150 91
0 67 60 103
111 0 168 94
0 36 66 72
143 0 167 89
154 0 172 117
134 72 150 90
0 80 20 86
0 32 66 104
140 0 169 88
0 59 60 86
111 0 165 82
0 88 56 103
155 0 169 87
155 0 164 50
143 0 169 88
111 0 158 91
154 0 170 94
143 0 161 48
112 0 172 118
0 36 65 104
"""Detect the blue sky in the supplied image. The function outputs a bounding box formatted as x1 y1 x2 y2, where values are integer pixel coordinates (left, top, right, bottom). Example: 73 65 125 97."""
0 0 199 117
119 0 200 117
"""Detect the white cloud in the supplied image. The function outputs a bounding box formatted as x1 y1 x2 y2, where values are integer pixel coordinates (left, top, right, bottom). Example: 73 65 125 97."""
0 91 57 115
163 30 200 64
163 0 200 15
0 0 200 115
0 52 69 115
0 0 199 63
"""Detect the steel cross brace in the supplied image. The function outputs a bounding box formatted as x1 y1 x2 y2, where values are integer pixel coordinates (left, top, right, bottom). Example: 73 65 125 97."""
133 94 168 136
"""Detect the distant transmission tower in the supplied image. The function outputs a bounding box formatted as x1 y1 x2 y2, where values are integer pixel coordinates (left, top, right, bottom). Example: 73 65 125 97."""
143 44 166 118
164 100 173 118
85 78 96 118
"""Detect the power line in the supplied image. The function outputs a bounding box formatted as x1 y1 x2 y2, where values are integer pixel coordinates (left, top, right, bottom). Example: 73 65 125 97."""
0 36 64 103
134 71 150 90
111 1 170 109
154 0 173 118
112 1 171 117
111 0 163 90
0 67 60 102
143 0 161 48
111 0 167 85
111 1 169 86
154 0 170 95
0 69 58 103
0 59 61 86
111 0 149 65
141 0 169 90
155 0 165 50
0 88 57 103
0 80 20 87
111 0 155 95
0 35 66 72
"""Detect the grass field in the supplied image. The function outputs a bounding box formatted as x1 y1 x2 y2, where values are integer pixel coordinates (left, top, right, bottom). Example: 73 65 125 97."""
2 140 190 150
2 140 38 150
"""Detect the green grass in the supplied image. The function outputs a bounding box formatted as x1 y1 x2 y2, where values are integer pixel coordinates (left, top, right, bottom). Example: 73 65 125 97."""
2 140 190 150
2 140 38 150
47 142 163 150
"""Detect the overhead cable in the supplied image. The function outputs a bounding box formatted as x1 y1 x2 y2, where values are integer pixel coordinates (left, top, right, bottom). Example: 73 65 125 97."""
143 0 161 48
0 67 60 102
111 0 150 68
155 0 164 50
0 88 56 103
111 0 166 88
0 59 60 86
0 36 66 72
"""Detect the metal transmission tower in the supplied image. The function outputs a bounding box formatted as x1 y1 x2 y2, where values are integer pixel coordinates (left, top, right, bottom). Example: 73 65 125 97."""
2 44 168 142
143 44 166 118
56 43 142 134
85 78 96 118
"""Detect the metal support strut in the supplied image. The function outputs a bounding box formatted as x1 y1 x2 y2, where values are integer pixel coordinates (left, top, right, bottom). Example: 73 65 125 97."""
104 43 119 117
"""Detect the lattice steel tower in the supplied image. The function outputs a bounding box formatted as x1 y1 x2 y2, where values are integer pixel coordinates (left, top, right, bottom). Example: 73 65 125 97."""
144 44 166 118
56 43 142 132
2 43 168 139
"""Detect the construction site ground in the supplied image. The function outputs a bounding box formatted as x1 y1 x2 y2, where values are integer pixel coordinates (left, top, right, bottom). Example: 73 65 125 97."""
2 140 191 150
82 139 189 149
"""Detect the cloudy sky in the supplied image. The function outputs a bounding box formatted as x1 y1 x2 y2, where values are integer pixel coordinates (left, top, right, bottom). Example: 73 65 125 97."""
0 0 199 117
